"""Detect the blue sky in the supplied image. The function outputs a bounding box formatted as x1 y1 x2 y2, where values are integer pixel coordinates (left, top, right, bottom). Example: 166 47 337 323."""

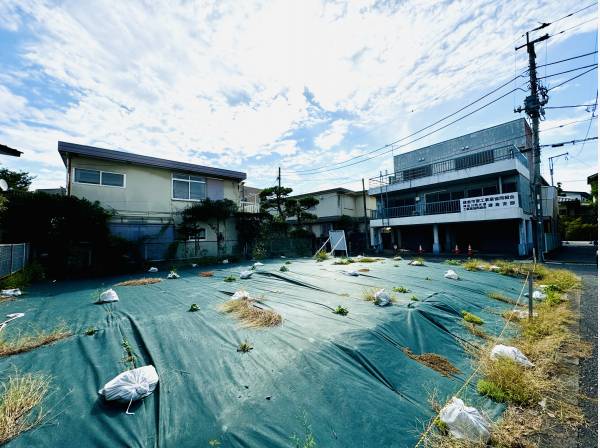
0 0 597 194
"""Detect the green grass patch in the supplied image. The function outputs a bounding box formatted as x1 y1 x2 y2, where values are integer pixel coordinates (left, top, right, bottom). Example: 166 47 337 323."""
461 311 484 325
223 275 236 282
333 305 348 316
444 259 462 266
314 250 329 262
393 286 410 293
279 265 289 272
0 262 45 290
487 291 521 306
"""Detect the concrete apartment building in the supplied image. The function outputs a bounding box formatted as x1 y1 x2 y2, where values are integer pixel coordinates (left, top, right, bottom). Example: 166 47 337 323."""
368 119 560 256
58 141 246 259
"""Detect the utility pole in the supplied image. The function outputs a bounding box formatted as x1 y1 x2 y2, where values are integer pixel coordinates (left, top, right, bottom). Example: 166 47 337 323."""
548 152 568 186
515 30 549 262
362 178 370 251
276 166 283 217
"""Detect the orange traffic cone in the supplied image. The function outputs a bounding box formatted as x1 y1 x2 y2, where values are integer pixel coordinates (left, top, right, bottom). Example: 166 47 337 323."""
467 244 473 257
453 244 460 255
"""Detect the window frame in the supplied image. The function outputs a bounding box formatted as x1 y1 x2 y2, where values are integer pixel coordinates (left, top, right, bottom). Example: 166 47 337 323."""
171 173 207 202
187 227 207 241
72 167 126 188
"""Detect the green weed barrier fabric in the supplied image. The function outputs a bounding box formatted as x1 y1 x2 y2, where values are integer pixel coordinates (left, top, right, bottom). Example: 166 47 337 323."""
0 258 526 447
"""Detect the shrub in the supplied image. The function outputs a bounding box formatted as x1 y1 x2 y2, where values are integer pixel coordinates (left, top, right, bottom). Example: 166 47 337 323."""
393 286 410 293
121 339 138 369
223 275 236 282
84 327 97 336
189 304 200 312
445 259 461 266
314 250 329 262
252 243 267 260
476 358 541 405
333 306 348 316
410 295 419 301
461 311 484 325
279 265 289 272
0 262 45 290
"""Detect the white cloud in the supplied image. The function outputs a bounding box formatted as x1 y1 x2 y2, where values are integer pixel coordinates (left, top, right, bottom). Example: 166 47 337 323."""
0 0 596 191
314 120 350 149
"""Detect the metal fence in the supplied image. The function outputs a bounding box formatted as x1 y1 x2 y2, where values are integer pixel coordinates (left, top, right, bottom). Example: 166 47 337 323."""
0 243 30 278
369 145 529 188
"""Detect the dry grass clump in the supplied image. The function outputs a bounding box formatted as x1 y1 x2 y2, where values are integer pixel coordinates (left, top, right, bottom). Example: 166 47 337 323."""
220 297 282 328
487 291 522 306
403 348 460 377
115 278 162 286
355 257 382 263
463 322 489 339
0 372 50 445
333 258 354 265
0 325 71 357
199 271 214 277
477 357 544 405
487 262 580 293
462 259 489 271
357 268 370 272
0 295 16 304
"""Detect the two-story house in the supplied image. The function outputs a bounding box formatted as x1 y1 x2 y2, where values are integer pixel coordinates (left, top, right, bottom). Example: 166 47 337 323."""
286 187 376 250
58 141 246 259
368 119 559 256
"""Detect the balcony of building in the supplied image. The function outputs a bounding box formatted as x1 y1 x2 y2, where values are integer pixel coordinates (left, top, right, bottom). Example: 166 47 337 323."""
368 145 529 195
370 191 529 227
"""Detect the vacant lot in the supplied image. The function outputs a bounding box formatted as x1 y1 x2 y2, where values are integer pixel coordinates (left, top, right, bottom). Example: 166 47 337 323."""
0 257 548 446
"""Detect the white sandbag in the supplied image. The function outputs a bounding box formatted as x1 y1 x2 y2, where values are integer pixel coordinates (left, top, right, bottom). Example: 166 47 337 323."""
373 289 391 306
393 256 403 260
490 344 534 367
1 288 22 296
409 260 424 266
439 397 491 443
98 289 119 303
488 265 500 272
232 290 251 300
240 270 253 279
222 259 229 264
167 271 180 279
98 365 159 413
253 262 264 268
532 290 546 300
444 269 459 280
477 265 486 271
191 263 198 267
148 267 158 273
280 255 286 259
344 270 359 276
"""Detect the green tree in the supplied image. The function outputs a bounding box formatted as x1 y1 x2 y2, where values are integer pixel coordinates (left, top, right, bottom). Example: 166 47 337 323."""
259 186 293 219
285 196 319 227
178 199 238 258
0 168 35 191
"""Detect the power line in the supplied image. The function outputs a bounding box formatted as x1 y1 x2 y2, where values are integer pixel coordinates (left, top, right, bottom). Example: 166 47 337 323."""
536 50 598 68
527 2 598 35
286 117 598 183
285 74 525 174
545 103 596 109
548 17 598 38
547 66 597 91
540 136 598 147
537 63 598 80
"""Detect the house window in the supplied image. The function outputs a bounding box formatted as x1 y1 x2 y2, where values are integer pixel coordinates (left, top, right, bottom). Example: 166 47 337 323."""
502 182 517 193
73 168 125 187
172 174 206 200
188 228 207 240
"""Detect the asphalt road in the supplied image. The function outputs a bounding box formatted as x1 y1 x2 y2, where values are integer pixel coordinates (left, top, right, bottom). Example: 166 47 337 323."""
547 242 597 448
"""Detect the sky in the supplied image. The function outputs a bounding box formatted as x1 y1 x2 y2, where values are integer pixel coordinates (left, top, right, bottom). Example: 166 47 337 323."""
0 0 597 194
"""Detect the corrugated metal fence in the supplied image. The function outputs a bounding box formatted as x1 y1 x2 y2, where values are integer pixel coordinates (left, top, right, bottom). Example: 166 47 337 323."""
0 243 30 278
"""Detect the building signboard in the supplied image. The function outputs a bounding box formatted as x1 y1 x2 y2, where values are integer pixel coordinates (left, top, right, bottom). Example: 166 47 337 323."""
460 193 519 212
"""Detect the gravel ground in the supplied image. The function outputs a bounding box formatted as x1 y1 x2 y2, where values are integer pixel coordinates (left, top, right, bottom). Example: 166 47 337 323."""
547 242 597 448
